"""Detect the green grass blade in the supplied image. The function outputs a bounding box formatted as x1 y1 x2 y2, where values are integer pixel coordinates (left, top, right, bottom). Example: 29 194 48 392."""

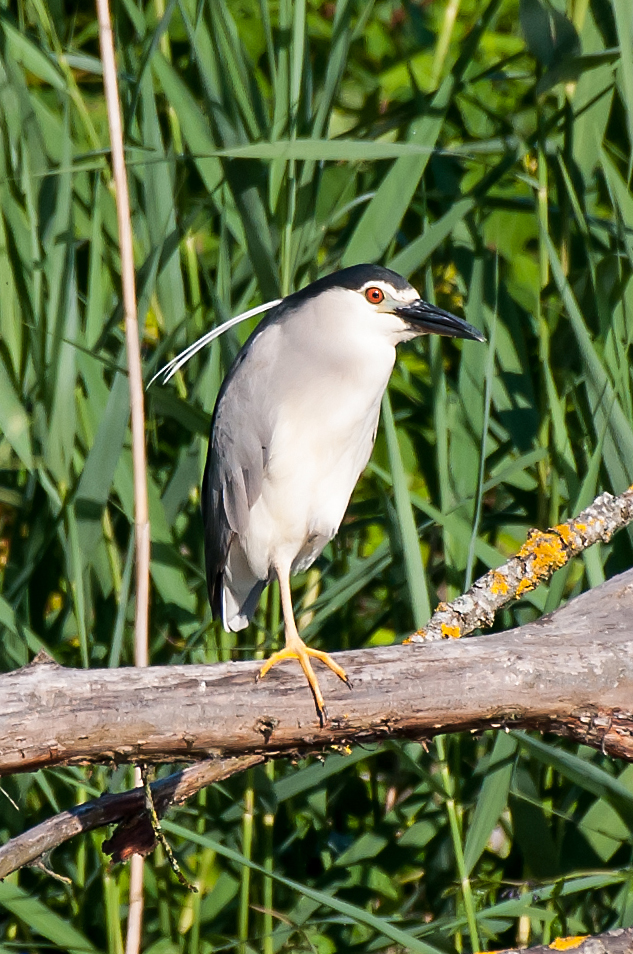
163 820 447 954
0 882 98 954
611 0 633 171
76 371 129 557
382 391 431 627
0 359 33 468
463 732 517 875
389 197 475 277
342 77 454 265
515 732 633 830
544 231 633 490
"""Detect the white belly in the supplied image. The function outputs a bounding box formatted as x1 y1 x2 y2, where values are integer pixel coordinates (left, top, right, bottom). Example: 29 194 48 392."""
242 346 394 579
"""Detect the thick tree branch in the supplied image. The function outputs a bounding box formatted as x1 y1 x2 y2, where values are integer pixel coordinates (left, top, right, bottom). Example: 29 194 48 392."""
2 569 633 779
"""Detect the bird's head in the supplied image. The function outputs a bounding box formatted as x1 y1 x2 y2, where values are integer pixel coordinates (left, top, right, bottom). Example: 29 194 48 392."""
328 264 485 344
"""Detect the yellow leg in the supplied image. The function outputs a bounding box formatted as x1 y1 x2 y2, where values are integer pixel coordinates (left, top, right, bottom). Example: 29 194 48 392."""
257 563 352 725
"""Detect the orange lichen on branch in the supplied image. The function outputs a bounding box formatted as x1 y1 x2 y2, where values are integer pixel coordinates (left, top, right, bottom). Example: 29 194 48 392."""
548 937 589 951
553 523 576 546
513 529 572 595
515 578 535 596
490 570 509 595
440 623 461 639
408 487 633 644
518 530 568 572
403 632 425 644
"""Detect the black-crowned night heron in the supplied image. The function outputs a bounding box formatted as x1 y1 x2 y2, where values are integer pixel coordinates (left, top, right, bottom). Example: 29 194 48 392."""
202 264 484 723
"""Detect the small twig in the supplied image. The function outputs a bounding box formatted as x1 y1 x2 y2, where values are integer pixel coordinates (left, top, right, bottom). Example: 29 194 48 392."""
140 765 197 893
28 856 72 884
409 486 633 642
0 755 263 881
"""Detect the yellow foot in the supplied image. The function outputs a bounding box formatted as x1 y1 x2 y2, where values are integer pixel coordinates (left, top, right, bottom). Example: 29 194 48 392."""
257 639 352 726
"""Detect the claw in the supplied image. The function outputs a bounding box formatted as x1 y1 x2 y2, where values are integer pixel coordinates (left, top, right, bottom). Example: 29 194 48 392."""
257 636 350 725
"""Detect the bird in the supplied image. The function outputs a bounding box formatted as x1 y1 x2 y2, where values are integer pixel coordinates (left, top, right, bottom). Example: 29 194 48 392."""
202 263 484 724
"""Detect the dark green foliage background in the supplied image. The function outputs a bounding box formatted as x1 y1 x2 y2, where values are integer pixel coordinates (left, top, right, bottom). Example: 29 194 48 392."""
1 0 633 951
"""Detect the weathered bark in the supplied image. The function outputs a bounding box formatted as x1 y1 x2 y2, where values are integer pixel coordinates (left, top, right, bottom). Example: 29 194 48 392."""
498 927 633 953
414 487 633 640
2 569 633 777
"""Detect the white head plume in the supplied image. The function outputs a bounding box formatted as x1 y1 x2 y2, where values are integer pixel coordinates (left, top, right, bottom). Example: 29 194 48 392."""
147 298 282 388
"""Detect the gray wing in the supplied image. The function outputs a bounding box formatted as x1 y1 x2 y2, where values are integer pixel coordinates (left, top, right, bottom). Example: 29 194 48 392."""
201 330 275 621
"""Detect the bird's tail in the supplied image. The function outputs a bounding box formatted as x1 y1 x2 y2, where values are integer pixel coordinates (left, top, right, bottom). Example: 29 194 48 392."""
221 541 267 632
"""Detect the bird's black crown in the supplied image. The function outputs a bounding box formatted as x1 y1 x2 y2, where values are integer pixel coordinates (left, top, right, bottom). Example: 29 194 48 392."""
286 264 412 308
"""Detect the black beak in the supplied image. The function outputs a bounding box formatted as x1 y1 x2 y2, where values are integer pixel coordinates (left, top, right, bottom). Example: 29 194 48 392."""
395 299 485 342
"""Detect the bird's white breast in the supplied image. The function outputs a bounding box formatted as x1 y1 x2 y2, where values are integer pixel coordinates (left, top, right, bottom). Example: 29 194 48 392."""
241 289 399 578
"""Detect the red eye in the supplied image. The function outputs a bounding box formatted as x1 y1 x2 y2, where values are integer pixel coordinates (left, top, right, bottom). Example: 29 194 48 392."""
365 286 384 304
